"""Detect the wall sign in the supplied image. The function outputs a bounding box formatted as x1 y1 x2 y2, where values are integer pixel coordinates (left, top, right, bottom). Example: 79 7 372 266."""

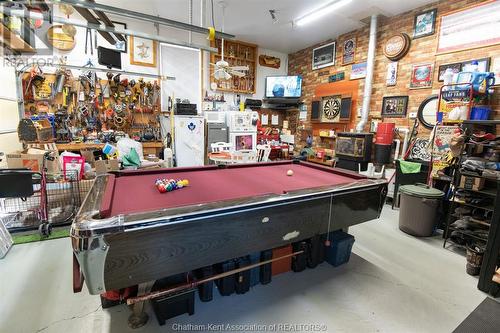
342 38 356 65
437 1 500 54
329 72 345 82
321 95 341 123
410 63 434 89
383 33 411 61
258 55 281 69
386 62 398 86
413 9 437 39
312 42 336 70
350 62 367 80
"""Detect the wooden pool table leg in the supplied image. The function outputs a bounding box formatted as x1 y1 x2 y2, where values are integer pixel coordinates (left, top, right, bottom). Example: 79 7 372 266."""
128 281 154 329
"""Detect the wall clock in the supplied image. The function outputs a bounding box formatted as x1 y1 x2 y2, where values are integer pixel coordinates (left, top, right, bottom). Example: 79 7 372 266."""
321 95 341 123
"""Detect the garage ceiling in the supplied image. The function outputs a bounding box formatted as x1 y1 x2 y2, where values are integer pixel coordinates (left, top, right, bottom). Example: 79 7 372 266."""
99 0 438 53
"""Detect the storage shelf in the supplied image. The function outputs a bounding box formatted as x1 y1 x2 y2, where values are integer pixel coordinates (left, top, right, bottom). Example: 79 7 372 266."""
459 170 500 181
447 226 489 241
213 54 256 62
458 187 498 197
450 214 491 227
462 120 500 125
451 198 495 212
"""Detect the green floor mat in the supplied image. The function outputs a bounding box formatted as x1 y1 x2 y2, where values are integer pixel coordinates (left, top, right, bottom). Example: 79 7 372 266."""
12 228 70 244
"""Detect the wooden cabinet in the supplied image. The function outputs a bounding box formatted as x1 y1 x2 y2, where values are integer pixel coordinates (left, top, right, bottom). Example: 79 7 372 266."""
209 39 257 94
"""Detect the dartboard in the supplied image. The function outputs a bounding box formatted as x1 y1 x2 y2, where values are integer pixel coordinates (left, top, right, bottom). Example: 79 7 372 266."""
322 96 341 121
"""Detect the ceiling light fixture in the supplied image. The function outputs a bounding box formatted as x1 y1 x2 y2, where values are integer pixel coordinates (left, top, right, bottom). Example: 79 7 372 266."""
295 0 353 27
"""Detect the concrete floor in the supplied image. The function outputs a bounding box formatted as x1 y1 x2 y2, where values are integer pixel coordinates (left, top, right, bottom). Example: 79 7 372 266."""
0 205 489 333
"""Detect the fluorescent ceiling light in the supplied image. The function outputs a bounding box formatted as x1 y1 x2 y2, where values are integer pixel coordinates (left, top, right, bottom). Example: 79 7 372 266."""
295 0 353 26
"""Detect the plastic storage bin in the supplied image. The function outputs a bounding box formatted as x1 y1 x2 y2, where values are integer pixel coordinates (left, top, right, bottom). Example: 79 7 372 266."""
325 231 355 267
470 106 491 120
399 184 444 236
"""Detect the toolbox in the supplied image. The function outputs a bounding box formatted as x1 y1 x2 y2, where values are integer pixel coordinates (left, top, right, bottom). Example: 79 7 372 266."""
307 234 324 268
215 260 236 296
272 244 292 276
150 273 194 325
260 249 273 284
248 252 261 287
195 266 213 302
151 289 195 326
235 256 251 294
292 241 308 272
325 231 355 267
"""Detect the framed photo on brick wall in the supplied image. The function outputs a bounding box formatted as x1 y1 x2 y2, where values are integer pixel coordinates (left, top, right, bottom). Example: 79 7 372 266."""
438 62 462 82
410 63 434 89
381 96 409 118
413 9 437 39
312 42 336 70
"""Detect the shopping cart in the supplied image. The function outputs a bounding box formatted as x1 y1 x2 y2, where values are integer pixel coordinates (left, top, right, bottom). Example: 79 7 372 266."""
0 152 92 237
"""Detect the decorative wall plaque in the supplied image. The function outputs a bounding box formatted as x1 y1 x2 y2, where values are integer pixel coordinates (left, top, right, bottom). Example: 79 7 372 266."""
383 33 411 61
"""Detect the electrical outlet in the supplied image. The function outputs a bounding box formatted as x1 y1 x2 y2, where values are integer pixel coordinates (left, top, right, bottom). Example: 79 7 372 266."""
409 112 417 119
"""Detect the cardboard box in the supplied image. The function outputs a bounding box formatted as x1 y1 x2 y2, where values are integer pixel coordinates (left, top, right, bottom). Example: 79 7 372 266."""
6 151 60 173
460 175 485 191
95 159 120 175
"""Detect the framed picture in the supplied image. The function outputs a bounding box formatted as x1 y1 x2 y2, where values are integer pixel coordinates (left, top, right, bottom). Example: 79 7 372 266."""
321 95 342 123
438 62 462 82
410 63 434 89
461 58 490 72
342 38 356 65
381 96 409 117
437 1 500 54
413 9 437 39
386 62 398 86
130 36 157 67
350 62 367 80
312 42 336 70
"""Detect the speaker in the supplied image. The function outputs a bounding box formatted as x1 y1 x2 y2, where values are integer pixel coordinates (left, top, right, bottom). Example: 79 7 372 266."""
340 98 352 120
311 100 320 121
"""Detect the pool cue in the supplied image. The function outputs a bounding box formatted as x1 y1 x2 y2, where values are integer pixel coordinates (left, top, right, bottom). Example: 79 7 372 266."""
127 250 304 305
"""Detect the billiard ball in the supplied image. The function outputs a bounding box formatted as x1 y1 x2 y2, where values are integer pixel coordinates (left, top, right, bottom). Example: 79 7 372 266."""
157 184 166 193
287 170 294 176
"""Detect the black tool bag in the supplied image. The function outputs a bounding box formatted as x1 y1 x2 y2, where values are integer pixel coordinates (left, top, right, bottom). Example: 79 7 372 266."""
260 249 273 285
292 241 308 272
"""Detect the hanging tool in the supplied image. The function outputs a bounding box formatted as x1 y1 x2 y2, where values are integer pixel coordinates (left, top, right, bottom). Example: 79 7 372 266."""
85 28 93 55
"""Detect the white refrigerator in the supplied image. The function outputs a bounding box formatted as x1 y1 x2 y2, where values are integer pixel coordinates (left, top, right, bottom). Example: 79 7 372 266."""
174 116 205 167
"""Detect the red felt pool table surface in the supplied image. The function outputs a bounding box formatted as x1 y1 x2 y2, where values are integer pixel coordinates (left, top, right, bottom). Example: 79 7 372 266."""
100 161 363 218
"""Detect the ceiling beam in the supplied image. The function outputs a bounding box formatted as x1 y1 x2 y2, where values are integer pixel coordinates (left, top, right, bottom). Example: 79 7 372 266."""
56 0 235 40
0 6 218 52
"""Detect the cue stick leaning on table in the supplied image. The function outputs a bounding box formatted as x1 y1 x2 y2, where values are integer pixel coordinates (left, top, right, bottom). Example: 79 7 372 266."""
127 250 304 305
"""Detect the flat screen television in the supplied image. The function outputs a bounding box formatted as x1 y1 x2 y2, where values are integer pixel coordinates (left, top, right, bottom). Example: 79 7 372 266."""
265 75 302 98
98 46 122 69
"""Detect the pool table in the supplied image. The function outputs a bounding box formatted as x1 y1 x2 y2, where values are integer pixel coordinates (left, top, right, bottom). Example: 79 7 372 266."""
71 160 387 295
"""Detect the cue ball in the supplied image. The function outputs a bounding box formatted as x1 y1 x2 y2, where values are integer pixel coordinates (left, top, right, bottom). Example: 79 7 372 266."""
287 169 294 176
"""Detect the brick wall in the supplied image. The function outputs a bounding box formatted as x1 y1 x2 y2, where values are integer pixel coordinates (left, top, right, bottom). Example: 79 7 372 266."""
288 0 500 147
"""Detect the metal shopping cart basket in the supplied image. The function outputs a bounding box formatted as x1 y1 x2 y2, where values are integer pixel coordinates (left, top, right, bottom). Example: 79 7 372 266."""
0 168 92 236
